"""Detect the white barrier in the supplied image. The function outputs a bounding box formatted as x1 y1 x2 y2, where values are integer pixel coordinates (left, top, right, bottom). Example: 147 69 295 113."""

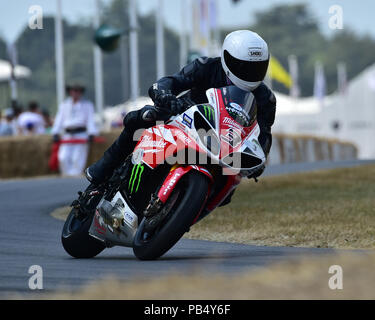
267 134 358 164
268 136 282 165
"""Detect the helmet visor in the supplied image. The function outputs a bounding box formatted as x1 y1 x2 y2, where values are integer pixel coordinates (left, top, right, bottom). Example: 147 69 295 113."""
224 50 269 82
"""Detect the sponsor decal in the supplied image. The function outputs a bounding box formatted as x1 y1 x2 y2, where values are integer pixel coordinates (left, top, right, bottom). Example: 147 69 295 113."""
224 104 251 127
139 135 167 148
250 51 262 57
94 210 106 235
182 113 193 128
175 131 192 145
174 120 187 131
248 47 262 58
131 148 144 164
203 105 215 121
229 102 242 111
221 127 242 148
124 212 134 223
128 163 145 194
162 172 181 196
223 117 244 130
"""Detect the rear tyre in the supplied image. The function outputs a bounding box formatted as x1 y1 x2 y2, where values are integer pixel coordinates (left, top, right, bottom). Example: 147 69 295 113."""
133 171 209 260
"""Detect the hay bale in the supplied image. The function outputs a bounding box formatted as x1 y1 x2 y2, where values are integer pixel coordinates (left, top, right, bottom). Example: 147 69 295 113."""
0 130 121 179
0 135 52 178
0 129 359 179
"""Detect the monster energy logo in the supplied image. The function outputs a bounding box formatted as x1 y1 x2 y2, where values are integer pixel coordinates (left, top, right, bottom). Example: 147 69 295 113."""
128 163 144 194
203 105 214 121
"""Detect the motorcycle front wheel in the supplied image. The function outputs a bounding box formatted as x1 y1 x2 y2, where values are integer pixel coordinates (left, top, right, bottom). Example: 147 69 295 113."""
61 189 106 259
133 170 209 260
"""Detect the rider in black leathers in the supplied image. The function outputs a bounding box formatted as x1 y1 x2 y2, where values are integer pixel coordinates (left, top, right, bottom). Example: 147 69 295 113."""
86 29 277 199
85 56 276 186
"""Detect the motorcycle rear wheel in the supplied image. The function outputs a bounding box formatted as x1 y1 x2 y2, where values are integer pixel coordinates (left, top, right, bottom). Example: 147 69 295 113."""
133 171 209 260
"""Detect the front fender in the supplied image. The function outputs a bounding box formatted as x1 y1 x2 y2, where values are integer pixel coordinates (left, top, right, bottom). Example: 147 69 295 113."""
157 165 213 204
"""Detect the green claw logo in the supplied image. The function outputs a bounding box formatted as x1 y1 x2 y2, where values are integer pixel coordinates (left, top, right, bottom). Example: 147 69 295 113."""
203 105 214 121
128 163 144 194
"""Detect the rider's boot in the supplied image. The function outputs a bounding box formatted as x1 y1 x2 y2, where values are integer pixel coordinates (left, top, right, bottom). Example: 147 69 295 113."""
85 129 135 184
85 106 157 185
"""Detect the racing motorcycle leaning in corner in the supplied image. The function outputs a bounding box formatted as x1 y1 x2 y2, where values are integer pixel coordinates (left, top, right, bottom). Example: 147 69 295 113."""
61 30 275 260
62 85 268 260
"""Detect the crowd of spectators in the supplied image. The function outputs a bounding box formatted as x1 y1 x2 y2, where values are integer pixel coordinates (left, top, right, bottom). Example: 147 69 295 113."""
0 101 52 137
0 83 100 176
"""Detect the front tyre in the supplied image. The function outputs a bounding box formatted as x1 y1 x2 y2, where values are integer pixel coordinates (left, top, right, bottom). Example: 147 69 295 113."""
61 209 105 258
133 171 209 260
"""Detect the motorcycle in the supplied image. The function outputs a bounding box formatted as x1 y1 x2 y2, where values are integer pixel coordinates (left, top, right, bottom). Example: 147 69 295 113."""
61 85 266 260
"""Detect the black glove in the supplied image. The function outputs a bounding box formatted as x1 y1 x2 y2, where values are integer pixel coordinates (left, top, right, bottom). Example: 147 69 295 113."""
141 106 158 122
53 134 60 143
154 90 178 115
247 164 265 181
172 96 195 115
258 129 272 157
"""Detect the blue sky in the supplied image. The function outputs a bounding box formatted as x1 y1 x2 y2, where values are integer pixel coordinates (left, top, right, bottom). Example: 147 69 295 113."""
0 0 374 43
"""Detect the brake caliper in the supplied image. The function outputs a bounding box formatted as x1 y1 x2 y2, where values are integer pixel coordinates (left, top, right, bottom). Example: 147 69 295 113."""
71 188 103 219
143 194 165 232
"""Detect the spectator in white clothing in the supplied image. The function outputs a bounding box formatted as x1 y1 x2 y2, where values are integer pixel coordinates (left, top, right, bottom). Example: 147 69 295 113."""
51 83 98 176
17 102 45 136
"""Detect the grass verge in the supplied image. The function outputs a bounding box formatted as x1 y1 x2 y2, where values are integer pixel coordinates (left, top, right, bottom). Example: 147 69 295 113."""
187 164 375 249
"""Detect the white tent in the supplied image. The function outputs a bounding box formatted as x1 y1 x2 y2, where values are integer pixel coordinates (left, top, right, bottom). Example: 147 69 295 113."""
0 59 31 82
273 63 375 159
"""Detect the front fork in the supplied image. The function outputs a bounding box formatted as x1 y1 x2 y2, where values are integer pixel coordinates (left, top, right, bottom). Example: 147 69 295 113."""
156 164 213 203
143 164 213 225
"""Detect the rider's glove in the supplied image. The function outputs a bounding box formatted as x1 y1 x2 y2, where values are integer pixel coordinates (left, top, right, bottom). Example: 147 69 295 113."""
141 106 158 122
171 96 195 115
154 90 178 115
247 164 265 181
154 90 195 117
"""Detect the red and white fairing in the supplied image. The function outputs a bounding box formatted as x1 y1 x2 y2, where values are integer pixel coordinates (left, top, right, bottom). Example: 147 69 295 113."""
132 86 266 211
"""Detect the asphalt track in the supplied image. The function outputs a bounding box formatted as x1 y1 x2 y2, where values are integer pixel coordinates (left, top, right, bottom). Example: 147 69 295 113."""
0 160 373 297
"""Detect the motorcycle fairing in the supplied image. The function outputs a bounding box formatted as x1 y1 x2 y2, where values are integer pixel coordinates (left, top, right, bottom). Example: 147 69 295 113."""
126 85 266 216
89 191 138 247
157 165 213 204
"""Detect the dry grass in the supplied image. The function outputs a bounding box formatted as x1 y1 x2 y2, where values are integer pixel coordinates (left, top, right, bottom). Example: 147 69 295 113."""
187 164 375 249
51 207 71 221
26 252 375 300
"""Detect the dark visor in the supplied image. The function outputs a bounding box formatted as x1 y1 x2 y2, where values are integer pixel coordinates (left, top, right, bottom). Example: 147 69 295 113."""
224 50 269 82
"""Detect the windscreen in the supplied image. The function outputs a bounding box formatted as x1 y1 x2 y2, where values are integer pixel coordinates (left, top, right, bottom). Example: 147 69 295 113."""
219 85 257 127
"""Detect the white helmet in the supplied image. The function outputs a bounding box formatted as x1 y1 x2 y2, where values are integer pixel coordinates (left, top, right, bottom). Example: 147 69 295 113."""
221 30 269 91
